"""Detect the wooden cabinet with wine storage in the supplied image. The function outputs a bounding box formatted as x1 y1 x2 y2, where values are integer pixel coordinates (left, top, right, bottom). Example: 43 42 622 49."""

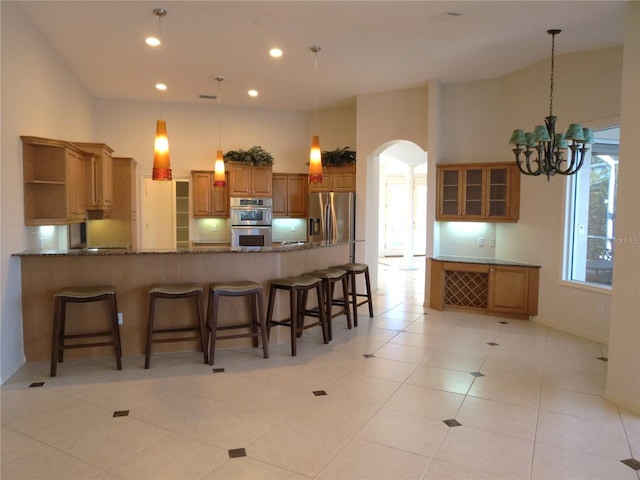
429 257 539 319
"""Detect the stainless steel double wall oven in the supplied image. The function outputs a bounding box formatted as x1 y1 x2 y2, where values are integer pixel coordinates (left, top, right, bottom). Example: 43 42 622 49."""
230 197 272 247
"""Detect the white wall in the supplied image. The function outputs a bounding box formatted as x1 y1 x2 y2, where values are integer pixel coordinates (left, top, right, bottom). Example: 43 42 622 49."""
606 0 640 413
1 2 95 382
356 87 429 280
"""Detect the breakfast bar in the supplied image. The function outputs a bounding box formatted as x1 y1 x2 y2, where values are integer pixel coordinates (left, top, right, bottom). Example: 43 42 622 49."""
14 241 353 362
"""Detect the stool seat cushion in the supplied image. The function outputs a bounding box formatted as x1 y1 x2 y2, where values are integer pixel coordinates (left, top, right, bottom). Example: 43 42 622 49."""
307 269 345 280
342 263 369 273
149 283 203 295
55 285 116 298
210 281 263 293
271 276 320 288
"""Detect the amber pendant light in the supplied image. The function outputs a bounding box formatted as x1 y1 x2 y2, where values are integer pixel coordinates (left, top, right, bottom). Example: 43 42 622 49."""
150 8 172 180
152 119 172 180
213 76 226 187
308 46 323 184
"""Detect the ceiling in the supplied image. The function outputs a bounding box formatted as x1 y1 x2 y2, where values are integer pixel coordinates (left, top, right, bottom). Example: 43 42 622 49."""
17 1 628 112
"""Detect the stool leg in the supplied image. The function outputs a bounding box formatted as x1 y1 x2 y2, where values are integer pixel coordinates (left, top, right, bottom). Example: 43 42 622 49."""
316 283 329 344
58 300 67 363
249 293 259 348
349 272 359 327
209 291 220 366
266 285 277 340
145 293 156 369
196 291 208 365
109 294 122 371
290 288 298 356
256 291 269 359
364 268 374 317
324 279 333 341
50 297 63 377
341 274 353 330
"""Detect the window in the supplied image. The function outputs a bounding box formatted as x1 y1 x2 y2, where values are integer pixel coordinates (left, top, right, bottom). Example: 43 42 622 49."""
565 127 619 286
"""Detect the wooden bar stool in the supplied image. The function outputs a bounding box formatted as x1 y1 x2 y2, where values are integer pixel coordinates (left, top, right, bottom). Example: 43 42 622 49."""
335 263 374 326
51 285 122 377
145 283 207 369
266 276 328 356
206 281 268 365
304 268 352 340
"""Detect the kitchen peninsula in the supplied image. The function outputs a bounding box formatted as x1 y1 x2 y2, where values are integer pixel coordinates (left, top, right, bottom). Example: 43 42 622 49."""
14 241 353 362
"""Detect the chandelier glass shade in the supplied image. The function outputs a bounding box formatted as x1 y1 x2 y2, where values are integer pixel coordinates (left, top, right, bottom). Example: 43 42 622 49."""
509 29 593 180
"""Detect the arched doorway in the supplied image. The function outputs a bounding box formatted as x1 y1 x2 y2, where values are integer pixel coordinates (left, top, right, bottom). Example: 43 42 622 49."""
364 141 428 289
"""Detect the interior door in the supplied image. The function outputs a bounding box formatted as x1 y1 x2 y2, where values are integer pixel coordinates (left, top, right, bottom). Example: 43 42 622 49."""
141 177 176 249
384 177 406 256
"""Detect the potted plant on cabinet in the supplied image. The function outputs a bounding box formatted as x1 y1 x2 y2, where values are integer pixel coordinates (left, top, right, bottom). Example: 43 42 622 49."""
321 147 356 166
223 145 274 166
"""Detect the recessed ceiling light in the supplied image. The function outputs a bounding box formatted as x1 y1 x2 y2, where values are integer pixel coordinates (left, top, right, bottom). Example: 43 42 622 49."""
248 90 258 97
145 36 161 47
269 48 283 58
155 83 167 91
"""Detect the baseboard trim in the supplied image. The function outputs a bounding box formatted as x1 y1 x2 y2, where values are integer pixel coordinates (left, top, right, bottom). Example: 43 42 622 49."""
532 316 608 345
604 391 640 416
1 355 26 385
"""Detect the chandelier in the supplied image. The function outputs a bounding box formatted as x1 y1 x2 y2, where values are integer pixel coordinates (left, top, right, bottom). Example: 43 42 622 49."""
509 29 594 181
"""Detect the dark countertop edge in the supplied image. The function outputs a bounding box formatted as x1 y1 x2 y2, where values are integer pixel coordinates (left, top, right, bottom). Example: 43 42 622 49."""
430 256 541 268
12 240 361 257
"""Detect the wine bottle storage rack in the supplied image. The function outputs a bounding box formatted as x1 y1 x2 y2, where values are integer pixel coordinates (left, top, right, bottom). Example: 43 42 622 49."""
443 271 488 309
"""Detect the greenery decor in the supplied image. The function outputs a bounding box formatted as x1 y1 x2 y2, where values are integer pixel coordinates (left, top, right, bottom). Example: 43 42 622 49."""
321 147 356 166
224 145 274 166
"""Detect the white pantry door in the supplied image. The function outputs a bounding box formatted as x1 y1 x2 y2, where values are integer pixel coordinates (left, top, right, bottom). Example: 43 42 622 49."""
141 177 176 249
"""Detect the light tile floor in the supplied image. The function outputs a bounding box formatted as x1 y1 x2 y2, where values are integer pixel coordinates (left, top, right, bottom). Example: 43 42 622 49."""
2 257 639 479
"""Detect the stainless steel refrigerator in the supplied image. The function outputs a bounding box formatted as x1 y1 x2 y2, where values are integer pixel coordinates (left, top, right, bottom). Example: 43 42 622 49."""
308 192 356 260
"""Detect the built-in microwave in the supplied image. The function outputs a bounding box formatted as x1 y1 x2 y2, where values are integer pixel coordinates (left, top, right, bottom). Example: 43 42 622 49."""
230 197 273 226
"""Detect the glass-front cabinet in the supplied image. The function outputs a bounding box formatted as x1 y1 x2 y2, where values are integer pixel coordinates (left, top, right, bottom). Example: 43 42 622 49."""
436 162 520 222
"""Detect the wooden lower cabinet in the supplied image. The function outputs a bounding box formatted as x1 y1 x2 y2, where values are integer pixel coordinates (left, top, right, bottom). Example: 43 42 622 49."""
429 258 539 319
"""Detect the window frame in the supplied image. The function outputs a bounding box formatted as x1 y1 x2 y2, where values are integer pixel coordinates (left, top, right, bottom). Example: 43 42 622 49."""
562 120 620 291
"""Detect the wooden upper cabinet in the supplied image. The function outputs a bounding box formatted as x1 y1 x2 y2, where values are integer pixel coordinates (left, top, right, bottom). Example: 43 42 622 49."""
227 163 272 197
21 136 87 225
436 163 520 222
308 165 356 193
192 170 229 217
273 174 308 218
72 142 113 211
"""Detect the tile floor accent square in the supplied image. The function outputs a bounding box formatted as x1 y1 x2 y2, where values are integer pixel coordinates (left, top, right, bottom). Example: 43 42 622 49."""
228 448 247 458
212 367 225 373
621 458 640 470
363 354 375 358
113 410 129 417
597 356 609 362
470 371 485 377
313 390 328 396
29 382 45 387
443 419 462 427
499 321 509 324
487 342 499 346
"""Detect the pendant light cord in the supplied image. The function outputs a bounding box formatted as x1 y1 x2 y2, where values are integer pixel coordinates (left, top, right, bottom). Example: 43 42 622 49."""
549 31 556 117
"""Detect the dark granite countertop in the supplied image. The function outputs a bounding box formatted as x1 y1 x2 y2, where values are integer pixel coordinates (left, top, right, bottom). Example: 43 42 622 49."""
13 240 357 257
430 256 540 268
